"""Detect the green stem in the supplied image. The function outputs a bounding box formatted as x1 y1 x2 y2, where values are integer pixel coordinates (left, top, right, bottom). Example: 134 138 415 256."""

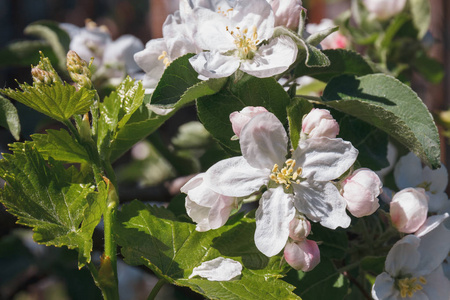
147 278 167 300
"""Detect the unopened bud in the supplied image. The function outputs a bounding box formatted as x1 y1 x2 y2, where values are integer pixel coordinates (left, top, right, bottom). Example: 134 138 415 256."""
288 215 311 241
284 239 320 271
31 52 62 85
229 106 268 138
67 50 93 89
79 113 93 143
390 188 429 233
302 108 339 139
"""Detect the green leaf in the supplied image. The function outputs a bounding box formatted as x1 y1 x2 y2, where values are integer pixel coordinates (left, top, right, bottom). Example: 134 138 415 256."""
409 0 430 39
360 256 385 275
287 98 313 150
0 143 105 267
412 51 444 84
294 49 373 82
285 257 349 300
1 81 95 122
197 76 291 153
0 95 21 140
116 201 299 300
309 224 348 260
24 20 71 71
0 40 57 68
306 26 339 47
321 74 440 168
31 129 90 163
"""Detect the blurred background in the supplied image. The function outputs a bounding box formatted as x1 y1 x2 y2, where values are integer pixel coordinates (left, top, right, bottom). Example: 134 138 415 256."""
0 0 449 299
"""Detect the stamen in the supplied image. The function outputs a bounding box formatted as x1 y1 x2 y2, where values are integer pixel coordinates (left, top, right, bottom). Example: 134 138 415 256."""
225 25 260 59
158 51 171 67
397 276 427 298
271 159 302 188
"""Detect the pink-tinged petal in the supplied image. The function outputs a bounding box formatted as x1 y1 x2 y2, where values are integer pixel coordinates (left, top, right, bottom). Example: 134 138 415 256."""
189 257 242 281
302 108 339 139
284 239 320 271
190 51 240 78
185 197 213 232
422 266 450 300
293 138 358 182
205 156 269 197
229 106 268 137
208 196 236 230
394 152 423 189
240 36 298 78
371 272 400 300
293 181 351 229
390 188 428 234
385 235 420 277
254 186 295 257
240 112 288 169
289 215 311 241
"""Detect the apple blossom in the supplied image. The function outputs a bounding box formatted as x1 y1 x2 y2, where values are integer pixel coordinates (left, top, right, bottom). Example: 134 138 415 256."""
390 188 429 234
184 111 358 257
229 106 268 138
394 152 448 212
306 19 347 50
301 108 340 139
181 173 237 232
362 0 407 20
189 0 298 78
341 168 382 218
372 214 450 300
266 0 304 30
189 257 242 281
284 239 320 271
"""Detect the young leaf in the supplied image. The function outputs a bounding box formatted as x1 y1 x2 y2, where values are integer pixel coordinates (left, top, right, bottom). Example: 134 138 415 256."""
31 129 90 163
0 95 21 140
409 0 431 39
321 74 440 168
115 201 299 300
1 81 95 122
0 143 105 267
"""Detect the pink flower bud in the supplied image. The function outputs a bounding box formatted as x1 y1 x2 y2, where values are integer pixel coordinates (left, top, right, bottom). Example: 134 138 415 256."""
284 239 320 271
302 108 339 139
229 106 268 138
362 0 407 20
289 215 311 241
320 32 347 50
341 168 382 217
268 0 304 30
390 188 429 233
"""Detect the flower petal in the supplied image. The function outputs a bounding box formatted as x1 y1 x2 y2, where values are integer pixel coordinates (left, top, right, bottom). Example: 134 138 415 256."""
205 156 269 197
239 112 288 169
189 51 240 78
293 181 351 229
394 152 423 189
254 186 296 257
422 266 450 300
371 272 400 300
293 138 358 182
232 0 275 41
189 257 242 281
240 36 298 78
423 163 448 194
384 235 420 277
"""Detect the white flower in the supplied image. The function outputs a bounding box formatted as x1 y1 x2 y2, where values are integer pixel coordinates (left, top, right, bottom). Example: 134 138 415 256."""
189 0 298 78
284 239 320 271
306 19 347 50
390 188 429 234
341 168 382 218
189 257 242 281
267 0 304 30
362 0 407 20
181 173 237 232
229 106 268 138
301 108 339 139
394 152 448 212
199 111 357 256
372 214 450 300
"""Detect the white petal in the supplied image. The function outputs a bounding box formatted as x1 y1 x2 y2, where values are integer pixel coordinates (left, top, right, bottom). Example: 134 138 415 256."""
240 36 298 78
422 266 450 300
427 192 449 212
254 186 295 257
394 152 423 189
204 156 269 197
385 235 420 277
232 0 275 41
104 35 144 74
189 51 240 78
189 257 242 281
239 112 288 169
185 197 213 232
423 163 448 194
293 181 351 229
208 196 236 230
371 272 400 300
293 138 358 182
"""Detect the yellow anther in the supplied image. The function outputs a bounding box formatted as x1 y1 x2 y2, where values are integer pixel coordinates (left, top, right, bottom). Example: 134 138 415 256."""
397 276 427 298
272 164 279 173
270 159 302 188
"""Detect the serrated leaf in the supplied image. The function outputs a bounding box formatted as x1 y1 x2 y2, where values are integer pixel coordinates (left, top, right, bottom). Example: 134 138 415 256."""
321 74 440 168
294 49 373 82
287 98 313 150
24 20 71 71
0 144 105 267
409 0 430 39
115 201 299 300
0 40 57 67
0 95 21 140
285 257 349 300
31 129 90 163
1 81 95 122
197 76 291 153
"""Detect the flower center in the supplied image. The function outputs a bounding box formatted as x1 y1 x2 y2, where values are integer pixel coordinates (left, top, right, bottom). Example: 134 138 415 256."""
158 51 171 68
270 159 302 189
226 26 259 60
217 6 234 17
397 276 427 298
